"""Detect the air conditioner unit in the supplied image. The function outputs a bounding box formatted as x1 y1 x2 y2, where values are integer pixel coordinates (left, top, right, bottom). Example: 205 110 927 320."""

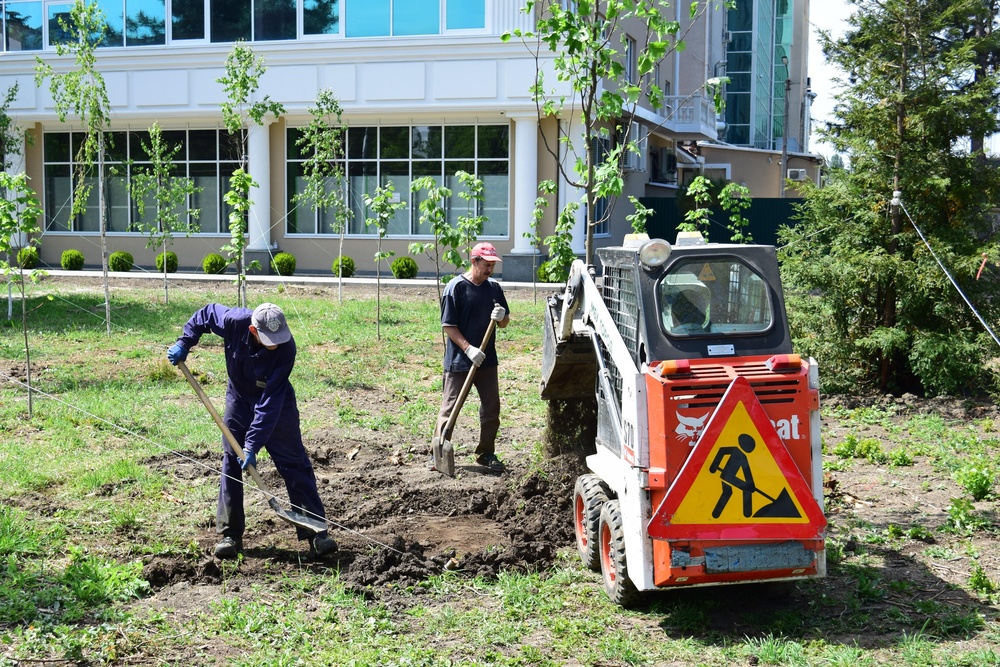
787 168 808 181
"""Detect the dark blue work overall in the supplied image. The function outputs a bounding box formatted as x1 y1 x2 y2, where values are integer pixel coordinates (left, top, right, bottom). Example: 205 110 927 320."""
178 304 328 542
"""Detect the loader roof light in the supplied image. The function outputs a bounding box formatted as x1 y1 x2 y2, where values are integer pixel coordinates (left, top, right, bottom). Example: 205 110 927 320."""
765 353 802 372
658 359 691 376
639 238 671 270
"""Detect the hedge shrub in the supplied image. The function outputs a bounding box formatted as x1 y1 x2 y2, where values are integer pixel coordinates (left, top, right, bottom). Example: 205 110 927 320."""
203 253 226 274
391 256 419 279
109 251 134 272
156 251 178 273
332 255 355 278
61 249 85 270
17 246 39 269
271 252 296 276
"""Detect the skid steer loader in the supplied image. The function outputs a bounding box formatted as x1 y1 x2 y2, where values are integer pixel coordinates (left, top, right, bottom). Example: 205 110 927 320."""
541 232 826 607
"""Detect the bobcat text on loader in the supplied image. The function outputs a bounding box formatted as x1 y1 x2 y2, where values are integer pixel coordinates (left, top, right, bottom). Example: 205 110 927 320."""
541 232 825 607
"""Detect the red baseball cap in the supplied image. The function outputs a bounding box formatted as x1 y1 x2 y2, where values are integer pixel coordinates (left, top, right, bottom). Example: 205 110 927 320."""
471 242 502 262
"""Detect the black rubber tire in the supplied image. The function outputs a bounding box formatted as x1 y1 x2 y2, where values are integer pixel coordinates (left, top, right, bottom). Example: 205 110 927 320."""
573 474 611 572
599 499 641 608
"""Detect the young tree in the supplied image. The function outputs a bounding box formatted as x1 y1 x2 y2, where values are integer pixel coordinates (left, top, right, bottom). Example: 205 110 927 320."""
454 170 487 264
0 173 44 417
129 122 201 304
678 176 752 243
781 0 1000 396
217 41 285 308
2 82 24 320
364 183 406 341
504 0 728 267
408 177 455 306
293 89 351 303
35 0 114 334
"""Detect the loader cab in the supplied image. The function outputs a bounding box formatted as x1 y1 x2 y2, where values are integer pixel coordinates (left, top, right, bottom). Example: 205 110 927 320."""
658 258 773 338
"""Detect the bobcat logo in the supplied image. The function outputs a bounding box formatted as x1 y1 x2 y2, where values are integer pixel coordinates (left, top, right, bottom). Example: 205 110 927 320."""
675 411 709 445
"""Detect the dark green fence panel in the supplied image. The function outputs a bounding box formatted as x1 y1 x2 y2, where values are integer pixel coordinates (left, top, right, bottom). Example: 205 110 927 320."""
639 197 800 247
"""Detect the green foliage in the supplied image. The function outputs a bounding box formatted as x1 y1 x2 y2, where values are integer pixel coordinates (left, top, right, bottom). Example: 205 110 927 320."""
332 255 354 278
390 256 419 279
108 251 133 272
0 83 21 172
678 176 753 243
16 246 39 269
833 434 888 464
61 249 85 270
155 251 177 273
779 0 1000 396
221 168 259 304
943 498 990 535
365 182 407 339
954 465 993 501
271 252 296 276
202 253 226 275
969 564 999 600
540 202 579 283
409 175 457 296
455 170 486 263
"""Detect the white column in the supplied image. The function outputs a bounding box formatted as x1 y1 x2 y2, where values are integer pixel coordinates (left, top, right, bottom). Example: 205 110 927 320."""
510 113 538 255
247 118 274 251
559 120 587 255
8 125 28 248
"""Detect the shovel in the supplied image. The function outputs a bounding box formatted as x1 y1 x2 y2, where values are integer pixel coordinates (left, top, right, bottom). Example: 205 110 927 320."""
177 360 327 535
432 319 498 477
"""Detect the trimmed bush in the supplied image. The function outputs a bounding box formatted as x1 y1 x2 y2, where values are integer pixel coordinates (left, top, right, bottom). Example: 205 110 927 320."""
156 251 178 273
332 255 355 278
391 255 419 279
17 246 39 269
61 249 85 270
271 252 296 276
108 251 134 272
203 253 226 275
537 259 569 284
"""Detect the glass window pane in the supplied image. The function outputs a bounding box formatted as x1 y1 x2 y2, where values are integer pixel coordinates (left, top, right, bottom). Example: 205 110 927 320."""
286 161 312 234
380 162 410 235
346 0 388 37
411 165 442 235
477 125 509 158
287 128 305 160
478 161 508 236
161 130 186 160
347 127 377 159
318 177 345 234
44 133 71 162
379 127 408 159
47 4 73 45
219 131 243 161
394 0 437 35
91 0 124 46
304 0 338 35
188 130 216 161
255 0 295 40
446 0 484 29
6 1 43 50
411 125 441 159
126 0 164 45
171 0 204 39
211 0 250 42
106 170 131 232
105 131 127 164
44 163 72 231
189 163 219 232
444 161 473 227
444 126 474 158
78 174 100 232
347 160 377 233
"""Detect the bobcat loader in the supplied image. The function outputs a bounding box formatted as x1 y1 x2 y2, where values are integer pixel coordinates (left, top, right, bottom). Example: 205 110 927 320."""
541 233 826 606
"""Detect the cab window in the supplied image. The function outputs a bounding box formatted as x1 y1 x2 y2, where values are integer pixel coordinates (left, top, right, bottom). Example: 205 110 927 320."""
659 258 772 336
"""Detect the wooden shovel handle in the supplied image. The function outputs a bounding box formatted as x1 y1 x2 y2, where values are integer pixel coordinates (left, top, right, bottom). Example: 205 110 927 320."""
177 360 273 494
442 318 498 441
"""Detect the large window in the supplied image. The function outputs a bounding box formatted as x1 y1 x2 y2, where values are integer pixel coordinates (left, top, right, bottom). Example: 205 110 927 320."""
43 129 242 234
286 123 508 237
6 0 482 49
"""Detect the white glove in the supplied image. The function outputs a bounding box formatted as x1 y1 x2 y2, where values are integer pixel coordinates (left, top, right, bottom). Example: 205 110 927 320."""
491 305 506 322
465 345 485 367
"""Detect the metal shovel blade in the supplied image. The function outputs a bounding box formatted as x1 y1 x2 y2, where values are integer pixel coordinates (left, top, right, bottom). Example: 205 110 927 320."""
431 434 456 477
266 497 329 533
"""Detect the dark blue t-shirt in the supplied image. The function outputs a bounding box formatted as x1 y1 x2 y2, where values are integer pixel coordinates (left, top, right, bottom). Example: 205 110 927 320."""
441 274 510 373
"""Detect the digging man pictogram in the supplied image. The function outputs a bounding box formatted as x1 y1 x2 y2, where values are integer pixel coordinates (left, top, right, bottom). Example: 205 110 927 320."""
708 433 803 520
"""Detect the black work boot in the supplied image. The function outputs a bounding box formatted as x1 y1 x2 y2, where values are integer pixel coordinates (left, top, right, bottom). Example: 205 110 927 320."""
310 534 337 558
214 536 242 559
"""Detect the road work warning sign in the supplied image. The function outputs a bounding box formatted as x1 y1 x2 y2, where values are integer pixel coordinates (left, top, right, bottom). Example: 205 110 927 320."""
647 376 826 540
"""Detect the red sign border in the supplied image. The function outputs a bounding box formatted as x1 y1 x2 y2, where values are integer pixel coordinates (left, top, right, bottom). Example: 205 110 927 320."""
647 376 826 540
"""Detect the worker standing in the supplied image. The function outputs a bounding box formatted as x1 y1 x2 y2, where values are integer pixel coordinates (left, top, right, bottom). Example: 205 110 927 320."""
434 242 511 472
166 302 336 560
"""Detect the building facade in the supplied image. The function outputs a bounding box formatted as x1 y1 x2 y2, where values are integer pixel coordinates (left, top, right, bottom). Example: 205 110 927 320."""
2 0 814 278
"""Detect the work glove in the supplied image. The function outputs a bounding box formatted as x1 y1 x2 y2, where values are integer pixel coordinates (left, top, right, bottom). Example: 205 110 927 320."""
490 305 506 322
464 345 485 368
167 342 188 366
240 448 257 471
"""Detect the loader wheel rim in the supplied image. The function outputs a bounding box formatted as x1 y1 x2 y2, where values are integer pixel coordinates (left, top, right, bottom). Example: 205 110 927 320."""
574 495 588 550
600 521 616 585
